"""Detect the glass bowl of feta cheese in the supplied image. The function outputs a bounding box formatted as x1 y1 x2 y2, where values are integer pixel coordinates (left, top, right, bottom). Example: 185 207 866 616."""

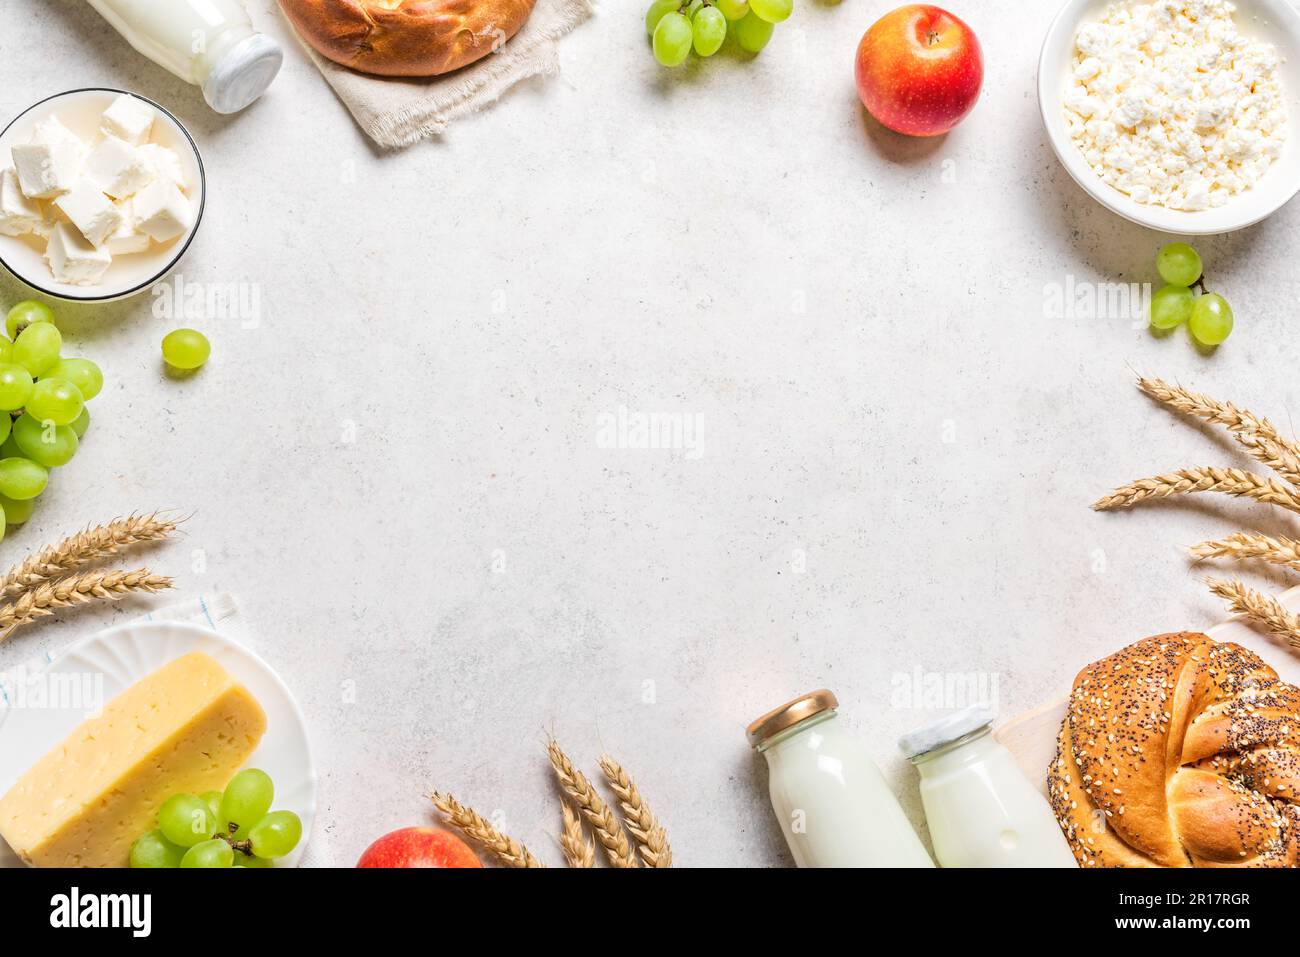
0 88 205 301
1039 0 1300 234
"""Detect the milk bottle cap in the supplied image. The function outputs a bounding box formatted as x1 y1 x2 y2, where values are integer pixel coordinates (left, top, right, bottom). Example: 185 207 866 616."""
203 33 283 113
898 704 996 760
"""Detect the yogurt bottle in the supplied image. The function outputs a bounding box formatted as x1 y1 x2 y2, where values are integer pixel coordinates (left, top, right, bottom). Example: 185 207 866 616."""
748 689 934 868
900 706 1076 868
87 0 283 113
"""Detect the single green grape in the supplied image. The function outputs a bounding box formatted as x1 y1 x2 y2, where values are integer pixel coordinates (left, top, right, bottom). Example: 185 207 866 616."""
645 0 679 35
233 852 273 868
42 358 102 401
1156 242 1203 287
69 407 90 438
13 323 61 377
248 810 302 859
158 793 216 848
692 5 727 55
130 830 185 868
219 768 274 835
748 0 791 23
734 9 774 52
201 790 223 825
161 329 210 370
0 458 47 501
25 379 83 427
715 0 748 18
653 12 693 66
5 301 54 340
0 493 36 526
12 415 77 468
0 364 34 412
180 838 234 869
1149 285 1194 330
1189 293 1234 345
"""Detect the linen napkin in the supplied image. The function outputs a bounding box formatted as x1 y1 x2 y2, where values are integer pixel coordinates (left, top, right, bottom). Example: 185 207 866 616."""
286 0 595 148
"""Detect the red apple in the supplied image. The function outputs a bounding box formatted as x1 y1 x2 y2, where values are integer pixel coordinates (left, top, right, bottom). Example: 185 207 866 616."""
854 5 983 137
356 827 482 868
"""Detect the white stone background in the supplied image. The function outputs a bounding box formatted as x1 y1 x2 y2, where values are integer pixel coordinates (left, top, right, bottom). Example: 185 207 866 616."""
1 0 1299 867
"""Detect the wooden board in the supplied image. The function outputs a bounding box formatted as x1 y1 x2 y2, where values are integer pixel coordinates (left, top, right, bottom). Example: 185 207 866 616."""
994 585 1300 797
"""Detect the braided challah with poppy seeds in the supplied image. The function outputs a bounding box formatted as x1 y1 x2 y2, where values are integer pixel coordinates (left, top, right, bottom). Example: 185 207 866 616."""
1049 632 1300 867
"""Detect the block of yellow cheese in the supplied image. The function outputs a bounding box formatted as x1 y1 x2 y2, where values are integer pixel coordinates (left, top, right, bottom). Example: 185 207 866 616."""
0 651 266 867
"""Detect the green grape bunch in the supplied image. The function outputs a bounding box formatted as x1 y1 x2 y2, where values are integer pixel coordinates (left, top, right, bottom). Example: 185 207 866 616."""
1148 242 1235 348
130 767 304 868
646 0 790 67
0 301 106 539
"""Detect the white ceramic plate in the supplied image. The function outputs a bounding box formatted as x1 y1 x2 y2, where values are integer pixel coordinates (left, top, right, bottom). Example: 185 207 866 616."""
0 88 205 301
1039 0 1300 234
0 620 314 867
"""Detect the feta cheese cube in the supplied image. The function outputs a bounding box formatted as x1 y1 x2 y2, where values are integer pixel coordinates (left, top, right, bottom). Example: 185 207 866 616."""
0 168 44 237
10 117 85 199
132 178 191 243
45 222 112 286
137 143 186 190
100 94 155 146
53 178 124 248
83 136 154 199
105 198 150 255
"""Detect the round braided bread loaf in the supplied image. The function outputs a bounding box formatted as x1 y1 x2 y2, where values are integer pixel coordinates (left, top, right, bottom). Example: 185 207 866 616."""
1049 632 1300 867
278 0 537 77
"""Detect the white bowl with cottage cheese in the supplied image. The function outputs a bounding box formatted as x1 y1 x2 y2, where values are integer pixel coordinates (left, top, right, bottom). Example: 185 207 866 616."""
0 89 204 301
1039 0 1300 233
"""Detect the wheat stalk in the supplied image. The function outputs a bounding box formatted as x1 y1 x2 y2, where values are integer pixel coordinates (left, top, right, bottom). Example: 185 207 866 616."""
430 791 545 868
1138 377 1300 487
0 513 181 598
1205 578 1300 651
0 568 172 640
1093 467 1300 513
546 739 637 868
559 801 594 868
1191 532 1300 573
597 755 672 868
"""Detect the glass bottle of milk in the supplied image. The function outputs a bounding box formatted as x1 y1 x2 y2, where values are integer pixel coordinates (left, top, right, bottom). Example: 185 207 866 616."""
900 706 1076 868
86 0 282 113
748 690 934 868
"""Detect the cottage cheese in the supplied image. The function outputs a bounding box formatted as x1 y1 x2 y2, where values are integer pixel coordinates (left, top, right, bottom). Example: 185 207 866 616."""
1064 0 1287 211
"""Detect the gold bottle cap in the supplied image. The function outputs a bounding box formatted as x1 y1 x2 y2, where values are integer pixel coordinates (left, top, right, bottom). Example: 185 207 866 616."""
746 689 838 748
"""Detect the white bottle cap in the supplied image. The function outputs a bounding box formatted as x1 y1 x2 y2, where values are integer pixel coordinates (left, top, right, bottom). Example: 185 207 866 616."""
898 704 997 760
202 33 283 114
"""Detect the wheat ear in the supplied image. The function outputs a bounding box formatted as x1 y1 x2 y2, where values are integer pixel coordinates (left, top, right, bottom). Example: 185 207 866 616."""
0 512 181 598
545 739 637 868
0 568 172 640
1205 578 1300 651
430 791 545 868
1191 532 1300 573
1138 377 1300 487
597 755 672 868
559 801 594 868
1093 467 1300 513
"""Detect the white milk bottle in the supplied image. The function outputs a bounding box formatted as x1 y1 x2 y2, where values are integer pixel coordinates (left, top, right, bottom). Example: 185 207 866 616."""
899 706 1076 868
86 0 283 113
748 690 934 868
